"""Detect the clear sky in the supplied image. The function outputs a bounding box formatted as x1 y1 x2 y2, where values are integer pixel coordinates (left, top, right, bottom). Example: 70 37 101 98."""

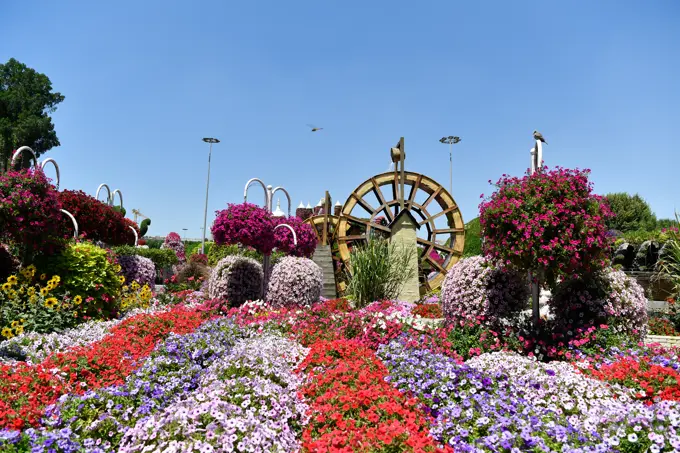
2 0 678 238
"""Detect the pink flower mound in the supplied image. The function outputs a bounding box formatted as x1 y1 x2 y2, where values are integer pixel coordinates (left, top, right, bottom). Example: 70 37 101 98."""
211 203 276 255
550 267 648 339
0 168 64 255
479 167 613 286
274 216 318 258
266 256 323 307
440 256 529 327
161 232 186 262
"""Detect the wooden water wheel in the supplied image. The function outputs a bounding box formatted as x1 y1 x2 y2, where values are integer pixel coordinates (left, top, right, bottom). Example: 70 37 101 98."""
336 171 465 296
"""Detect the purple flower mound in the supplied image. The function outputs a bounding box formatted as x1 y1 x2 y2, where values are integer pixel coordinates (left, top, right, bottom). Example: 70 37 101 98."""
440 256 529 327
550 267 648 339
208 256 263 307
266 256 323 308
117 255 156 290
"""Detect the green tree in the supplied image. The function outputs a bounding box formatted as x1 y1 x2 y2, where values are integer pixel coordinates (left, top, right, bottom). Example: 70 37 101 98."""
463 217 482 257
0 58 65 172
604 192 657 232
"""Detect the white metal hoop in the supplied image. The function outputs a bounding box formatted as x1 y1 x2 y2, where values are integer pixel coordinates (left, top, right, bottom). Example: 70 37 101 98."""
11 146 38 169
274 223 298 246
60 209 78 239
40 158 61 189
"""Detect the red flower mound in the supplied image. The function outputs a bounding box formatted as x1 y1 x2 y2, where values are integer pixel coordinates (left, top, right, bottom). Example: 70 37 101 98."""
58 189 139 245
0 307 210 430
582 356 680 405
412 303 443 319
479 166 612 285
298 339 452 452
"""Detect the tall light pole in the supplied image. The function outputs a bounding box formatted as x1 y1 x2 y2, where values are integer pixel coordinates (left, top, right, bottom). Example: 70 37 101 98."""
201 137 220 254
182 228 188 245
439 136 461 195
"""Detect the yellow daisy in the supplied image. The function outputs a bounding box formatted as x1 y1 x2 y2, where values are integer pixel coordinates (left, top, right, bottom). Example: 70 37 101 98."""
40 287 49 296
73 295 83 305
1 282 10 291
14 326 23 335
40 273 47 280
27 287 36 296
6 275 18 285
10 320 19 328
118 276 126 284
114 265 122 273
1 327 13 338
44 297 58 309
29 295 38 303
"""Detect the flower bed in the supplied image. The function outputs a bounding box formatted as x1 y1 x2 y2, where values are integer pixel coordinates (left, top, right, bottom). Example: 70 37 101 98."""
0 307 209 430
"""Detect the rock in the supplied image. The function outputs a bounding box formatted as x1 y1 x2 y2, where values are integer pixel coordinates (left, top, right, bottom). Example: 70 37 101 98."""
633 240 660 271
613 242 635 270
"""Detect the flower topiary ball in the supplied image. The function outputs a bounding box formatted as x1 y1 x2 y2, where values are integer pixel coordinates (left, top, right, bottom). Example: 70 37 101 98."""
266 256 323 308
440 256 529 327
549 267 648 339
117 255 156 291
208 256 263 307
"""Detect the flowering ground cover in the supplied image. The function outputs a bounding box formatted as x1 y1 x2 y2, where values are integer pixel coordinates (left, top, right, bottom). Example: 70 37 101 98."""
2 297 680 452
0 307 209 430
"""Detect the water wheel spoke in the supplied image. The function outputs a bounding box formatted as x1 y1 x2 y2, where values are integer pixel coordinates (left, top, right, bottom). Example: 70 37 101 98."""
343 214 391 233
422 186 443 209
433 227 465 234
337 234 367 242
424 253 447 274
417 238 454 254
370 177 394 222
350 193 377 215
419 206 457 226
407 174 422 209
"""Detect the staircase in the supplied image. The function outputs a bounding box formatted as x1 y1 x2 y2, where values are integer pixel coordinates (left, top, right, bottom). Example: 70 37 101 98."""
312 245 337 300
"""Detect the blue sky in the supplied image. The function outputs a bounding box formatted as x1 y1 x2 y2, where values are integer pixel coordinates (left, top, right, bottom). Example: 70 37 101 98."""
2 0 678 238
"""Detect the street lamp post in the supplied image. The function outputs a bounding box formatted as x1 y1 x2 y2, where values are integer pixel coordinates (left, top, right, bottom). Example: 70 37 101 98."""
182 228 188 246
439 136 461 195
201 137 220 254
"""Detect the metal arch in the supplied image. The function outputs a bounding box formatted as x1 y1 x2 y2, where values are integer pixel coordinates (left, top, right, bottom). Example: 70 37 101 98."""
111 189 124 209
129 226 138 246
272 186 292 216
96 184 112 204
244 178 268 209
274 223 297 246
11 146 38 169
40 158 61 189
60 209 79 239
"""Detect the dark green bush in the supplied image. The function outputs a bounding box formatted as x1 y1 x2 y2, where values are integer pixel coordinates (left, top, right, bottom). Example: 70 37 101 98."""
604 192 657 232
207 243 283 267
112 246 178 269
463 217 482 257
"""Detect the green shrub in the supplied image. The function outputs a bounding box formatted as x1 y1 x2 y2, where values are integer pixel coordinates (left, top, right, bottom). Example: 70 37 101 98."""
655 213 680 300
207 243 284 267
112 246 178 270
604 192 657 232
345 238 415 308
36 242 123 319
462 217 481 257
145 238 163 249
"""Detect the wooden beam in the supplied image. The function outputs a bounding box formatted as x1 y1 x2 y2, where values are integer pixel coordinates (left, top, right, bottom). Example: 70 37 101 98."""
419 206 457 226
433 227 465 234
422 186 443 209
370 177 394 222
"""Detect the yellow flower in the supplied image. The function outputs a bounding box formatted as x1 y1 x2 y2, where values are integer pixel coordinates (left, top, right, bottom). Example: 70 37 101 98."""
119 276 126 284
10 320 20 328
114 265 122 273
40 273 47 280
40 287 49 296
1 327 12 338
1 283 10 291
6 275 17 285
52 275 61 283
14 326 23 335
7 290 17 299
46 283 56 291
44 297 58 309
27 287 36 296
122 285 129 292
131 281 140 291
29 295 38 303
73 295 83 305
27 265 36 273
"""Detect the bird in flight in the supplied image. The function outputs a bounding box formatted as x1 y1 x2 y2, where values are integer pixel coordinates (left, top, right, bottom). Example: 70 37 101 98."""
307 124 323 132
533 130 547 144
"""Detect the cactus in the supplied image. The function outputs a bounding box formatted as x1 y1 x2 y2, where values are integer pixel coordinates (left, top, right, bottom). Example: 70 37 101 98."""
266 256 323 308
208 256 263 307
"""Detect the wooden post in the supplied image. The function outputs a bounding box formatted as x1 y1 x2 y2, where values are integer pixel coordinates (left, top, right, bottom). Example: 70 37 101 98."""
399 137 405 211
322 191 330 245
